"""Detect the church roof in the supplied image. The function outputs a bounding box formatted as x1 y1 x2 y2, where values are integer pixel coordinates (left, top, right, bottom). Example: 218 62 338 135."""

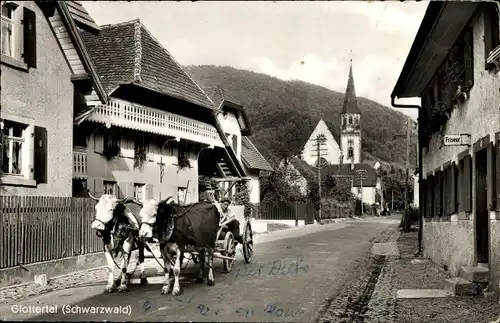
341 61 361 115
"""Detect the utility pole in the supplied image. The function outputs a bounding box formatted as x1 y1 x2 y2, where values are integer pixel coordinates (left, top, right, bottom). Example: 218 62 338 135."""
391 190 394 211
356 169 367 216
311 133 327 223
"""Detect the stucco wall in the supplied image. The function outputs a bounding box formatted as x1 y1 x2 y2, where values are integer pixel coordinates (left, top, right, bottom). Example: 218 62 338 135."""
351 186 376 205
1 1 73 197
422 11 500 286
86 132 199 204
423 221 475 276
248 173 260 204
301 120 342 165
413 175 419 207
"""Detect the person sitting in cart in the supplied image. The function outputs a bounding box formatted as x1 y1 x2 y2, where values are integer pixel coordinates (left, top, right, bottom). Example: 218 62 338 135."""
219 197 244 245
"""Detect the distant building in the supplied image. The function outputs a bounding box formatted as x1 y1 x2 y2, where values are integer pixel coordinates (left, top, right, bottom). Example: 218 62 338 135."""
1 1 107 196
392 2 500 294
303 59 383 205
301 119 342 166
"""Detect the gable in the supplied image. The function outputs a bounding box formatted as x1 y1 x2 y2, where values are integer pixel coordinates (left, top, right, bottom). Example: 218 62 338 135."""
46 2 106 106
304 120 340 150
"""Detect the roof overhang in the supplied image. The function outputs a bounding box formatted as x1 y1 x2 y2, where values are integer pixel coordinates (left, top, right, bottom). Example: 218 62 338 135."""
391 1 480 98
221 100 252 136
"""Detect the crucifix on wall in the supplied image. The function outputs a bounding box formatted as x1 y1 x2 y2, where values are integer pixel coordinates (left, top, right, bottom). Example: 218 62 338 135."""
158 157 166 183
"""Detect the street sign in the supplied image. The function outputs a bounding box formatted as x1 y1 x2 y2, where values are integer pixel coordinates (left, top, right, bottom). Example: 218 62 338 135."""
443 134 471 147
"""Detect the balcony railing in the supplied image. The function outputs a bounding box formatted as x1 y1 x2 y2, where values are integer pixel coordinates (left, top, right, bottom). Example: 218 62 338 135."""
73 148 87 179
87 99 224 147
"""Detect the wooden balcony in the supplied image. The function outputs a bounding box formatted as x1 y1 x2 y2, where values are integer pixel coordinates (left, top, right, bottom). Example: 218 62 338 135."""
73 148 87 179
87 99 224 147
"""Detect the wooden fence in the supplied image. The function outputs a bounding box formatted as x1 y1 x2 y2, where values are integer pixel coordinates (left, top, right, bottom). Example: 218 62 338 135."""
0 196 101 270
252 201 316 224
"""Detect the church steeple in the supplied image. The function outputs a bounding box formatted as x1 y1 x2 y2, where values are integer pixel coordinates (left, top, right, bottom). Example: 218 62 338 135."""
340 53 362 165
341 57 361 115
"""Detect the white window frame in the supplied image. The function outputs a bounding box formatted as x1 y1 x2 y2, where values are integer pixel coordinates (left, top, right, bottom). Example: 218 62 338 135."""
103 180 117 195
1 2 22 62
1 115 35 186
133 183 145 202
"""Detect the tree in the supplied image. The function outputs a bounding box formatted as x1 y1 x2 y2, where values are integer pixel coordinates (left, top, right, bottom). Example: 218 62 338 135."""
260 164 306 203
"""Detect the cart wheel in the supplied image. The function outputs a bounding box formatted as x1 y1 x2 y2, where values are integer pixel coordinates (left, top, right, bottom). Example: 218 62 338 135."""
243 221 253 263
223 232 236 273
192 254 200 264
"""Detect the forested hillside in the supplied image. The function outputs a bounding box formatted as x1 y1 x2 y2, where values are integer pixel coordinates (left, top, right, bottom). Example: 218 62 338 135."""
186 65 417 167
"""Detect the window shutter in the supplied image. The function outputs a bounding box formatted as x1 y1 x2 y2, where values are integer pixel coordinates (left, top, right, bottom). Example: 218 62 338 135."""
463 155 472 212
496 139 500 211
451 162 458 214
23 7 37 68
434 171 443 217
145 184 154 200
484 7 499 66
442 167 449 216
421 179 427 217
94 133 103 153
487 142 495 211
94 179 104 196
463 28 474 89
34 126 47 184
426 175 434 218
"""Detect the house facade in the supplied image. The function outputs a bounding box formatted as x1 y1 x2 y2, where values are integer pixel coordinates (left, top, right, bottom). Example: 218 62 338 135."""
203 87 272 203
392 2 500 293
74 19 245 204
241 137 273 203
1 1 106 197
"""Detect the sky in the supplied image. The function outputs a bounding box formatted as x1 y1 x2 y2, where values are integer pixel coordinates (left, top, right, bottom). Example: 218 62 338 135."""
83 1 428 121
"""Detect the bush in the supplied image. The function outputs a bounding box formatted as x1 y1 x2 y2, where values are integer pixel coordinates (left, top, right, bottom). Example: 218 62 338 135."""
321 198 353 219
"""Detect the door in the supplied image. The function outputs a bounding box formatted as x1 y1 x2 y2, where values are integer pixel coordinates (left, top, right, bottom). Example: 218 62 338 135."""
475 148 489 263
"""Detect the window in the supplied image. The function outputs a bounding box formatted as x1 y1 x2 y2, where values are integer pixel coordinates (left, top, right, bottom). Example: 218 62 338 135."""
103 181 117 195
133 183 145 202
357 187 362 195
348 147 354 159
1 4 15 58
1 4 36 67
2 120 26 175
484 4 500 66
103 130 120 151
349 117 353 124
348 139 354 146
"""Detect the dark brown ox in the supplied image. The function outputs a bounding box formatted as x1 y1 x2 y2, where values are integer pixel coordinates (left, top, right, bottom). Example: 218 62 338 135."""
138 197 220 295
88 191 148 293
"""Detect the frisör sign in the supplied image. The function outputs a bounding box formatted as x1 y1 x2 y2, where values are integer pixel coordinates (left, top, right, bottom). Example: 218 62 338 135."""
443 134 471 146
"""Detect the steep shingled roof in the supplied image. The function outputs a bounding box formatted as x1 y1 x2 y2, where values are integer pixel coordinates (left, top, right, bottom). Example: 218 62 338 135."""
204 86 243 109
79 19 214 109
341 61 361 115
242 137 273 172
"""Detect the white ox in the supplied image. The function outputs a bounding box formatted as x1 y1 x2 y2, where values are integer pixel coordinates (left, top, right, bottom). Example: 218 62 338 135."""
89 192 148 293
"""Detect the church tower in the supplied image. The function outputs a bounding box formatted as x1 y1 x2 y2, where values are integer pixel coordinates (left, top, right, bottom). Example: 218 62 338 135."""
340 58 362 164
